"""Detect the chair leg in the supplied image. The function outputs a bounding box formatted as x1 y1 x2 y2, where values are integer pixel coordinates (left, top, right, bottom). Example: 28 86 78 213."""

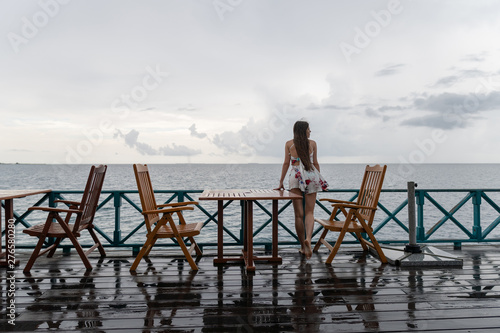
188 236 203 256
23 233 48 274
143 237 159 258
313 228 328 253
363 229 387 264
46 237 63 257
131 234 157 271
175 236 198 271
88 227 106 257
65 232 93 270
355 232 368 251
130 244 149 271
325 229 348 264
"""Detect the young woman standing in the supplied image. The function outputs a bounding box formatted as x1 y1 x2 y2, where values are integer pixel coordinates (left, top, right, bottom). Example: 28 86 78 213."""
276 120 328 259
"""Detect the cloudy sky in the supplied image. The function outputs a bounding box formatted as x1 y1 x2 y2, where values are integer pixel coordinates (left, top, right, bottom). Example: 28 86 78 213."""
1 0 500 164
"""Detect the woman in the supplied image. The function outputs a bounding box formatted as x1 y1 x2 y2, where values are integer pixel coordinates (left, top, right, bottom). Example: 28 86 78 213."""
276 120 328 259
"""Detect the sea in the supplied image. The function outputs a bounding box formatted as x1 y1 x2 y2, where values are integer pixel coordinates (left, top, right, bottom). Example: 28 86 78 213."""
2 163 500 246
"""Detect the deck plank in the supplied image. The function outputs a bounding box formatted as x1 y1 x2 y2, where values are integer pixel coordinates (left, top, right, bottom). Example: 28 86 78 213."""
1 245 500 332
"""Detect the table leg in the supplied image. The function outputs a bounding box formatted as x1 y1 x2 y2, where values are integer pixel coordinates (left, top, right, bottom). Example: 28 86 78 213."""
246 200 255 271
272 200 278 259
243 201 247 254
0 200 3 261
215 200 224 264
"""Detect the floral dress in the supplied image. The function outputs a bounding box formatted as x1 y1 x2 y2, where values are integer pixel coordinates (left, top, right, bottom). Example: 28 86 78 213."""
289 155 329 194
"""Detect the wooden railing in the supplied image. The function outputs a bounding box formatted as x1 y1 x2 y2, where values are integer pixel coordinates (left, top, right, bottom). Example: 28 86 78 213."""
3 188 500 252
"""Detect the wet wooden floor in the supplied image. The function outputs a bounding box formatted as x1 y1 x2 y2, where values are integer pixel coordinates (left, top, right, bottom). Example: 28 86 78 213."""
1 244 500 332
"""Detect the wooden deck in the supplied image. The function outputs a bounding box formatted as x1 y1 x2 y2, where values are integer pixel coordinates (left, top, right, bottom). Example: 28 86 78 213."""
2 244 500 332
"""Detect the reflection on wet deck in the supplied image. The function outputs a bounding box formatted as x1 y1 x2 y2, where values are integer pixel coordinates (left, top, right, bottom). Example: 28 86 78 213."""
2 245 500 332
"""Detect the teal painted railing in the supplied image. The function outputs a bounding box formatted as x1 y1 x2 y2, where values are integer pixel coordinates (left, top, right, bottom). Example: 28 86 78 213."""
3 189 500 252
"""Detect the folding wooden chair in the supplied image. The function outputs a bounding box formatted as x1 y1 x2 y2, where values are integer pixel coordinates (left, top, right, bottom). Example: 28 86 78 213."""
131 164 203 271
313 165 387 264
23 165 107 273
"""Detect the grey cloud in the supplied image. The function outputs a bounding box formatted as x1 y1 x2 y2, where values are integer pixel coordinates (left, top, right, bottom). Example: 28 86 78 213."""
434 75 459 87
134 142 158 155
365 108 378 118
461 53 487 62
461 69 487 77
211 111 293 157
212 131 246 155
211 119 263 156
177 105 197 112
123 129 140 147
402 91 500 129
364 105 405 119
158 143 201 156
401 115 468 129
374 64 405 77
414 92 466 112
114 129 201 156
414 91 500 113
8 149 33 152
307 103 350 110
189 123 207 139
432 69 489 87
378 105 404 112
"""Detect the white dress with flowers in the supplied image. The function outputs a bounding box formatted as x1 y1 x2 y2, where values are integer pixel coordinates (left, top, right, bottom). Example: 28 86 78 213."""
288 153 329 194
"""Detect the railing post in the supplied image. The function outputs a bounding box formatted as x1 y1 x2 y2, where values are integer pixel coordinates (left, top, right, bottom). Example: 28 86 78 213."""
113 191 122 246
405 182 421 253
416 189 425 242
472 190 482 240
49 191 56 208
47 191 57 246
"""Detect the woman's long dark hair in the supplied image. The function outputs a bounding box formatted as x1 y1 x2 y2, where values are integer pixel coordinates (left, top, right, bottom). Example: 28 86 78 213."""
293 121 312 171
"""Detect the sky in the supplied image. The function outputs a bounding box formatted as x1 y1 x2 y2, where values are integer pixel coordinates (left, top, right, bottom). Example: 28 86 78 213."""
1 0 500 164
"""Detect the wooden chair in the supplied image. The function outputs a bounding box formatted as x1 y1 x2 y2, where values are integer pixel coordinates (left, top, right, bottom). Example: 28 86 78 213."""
23 165 107 273
131 164 203 271
313 165 387 264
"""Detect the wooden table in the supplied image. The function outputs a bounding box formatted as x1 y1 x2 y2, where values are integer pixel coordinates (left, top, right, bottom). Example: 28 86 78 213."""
199 189 302 271
0 189 51 267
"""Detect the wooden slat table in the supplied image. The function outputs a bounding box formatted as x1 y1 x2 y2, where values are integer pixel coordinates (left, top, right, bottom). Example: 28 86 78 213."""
199 189 302 271
0 189 51 267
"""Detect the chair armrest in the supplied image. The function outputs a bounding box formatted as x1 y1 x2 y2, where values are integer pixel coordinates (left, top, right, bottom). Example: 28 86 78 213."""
320 198 355 204
157 201 199 208
54 199 81 206
28 206 81 214
332 203 377 211
142 206 194 215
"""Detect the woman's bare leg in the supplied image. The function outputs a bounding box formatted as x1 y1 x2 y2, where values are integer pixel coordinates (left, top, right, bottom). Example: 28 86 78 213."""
290 189 305 254
303 192 317 259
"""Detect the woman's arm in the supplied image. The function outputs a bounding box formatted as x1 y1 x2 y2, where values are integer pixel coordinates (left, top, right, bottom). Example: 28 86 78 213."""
311 140 320 172
277 141 291 190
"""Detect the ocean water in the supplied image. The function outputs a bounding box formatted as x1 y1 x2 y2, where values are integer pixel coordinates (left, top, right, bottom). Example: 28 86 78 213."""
2 163 500 191
2 163 500 246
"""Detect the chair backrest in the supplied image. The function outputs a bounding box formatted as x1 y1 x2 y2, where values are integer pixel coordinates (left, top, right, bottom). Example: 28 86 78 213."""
133 164 159 233
355 165 387 225
76 165 107 230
